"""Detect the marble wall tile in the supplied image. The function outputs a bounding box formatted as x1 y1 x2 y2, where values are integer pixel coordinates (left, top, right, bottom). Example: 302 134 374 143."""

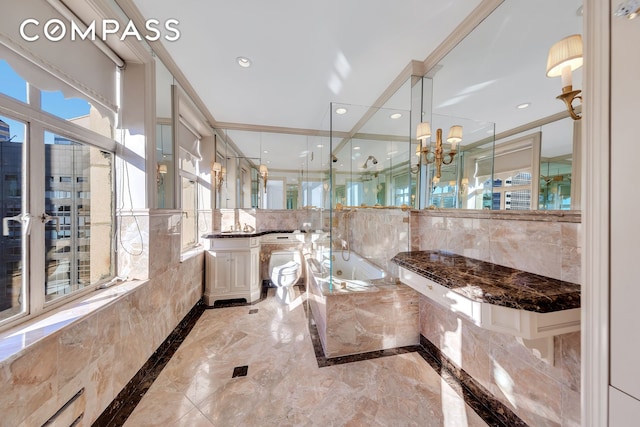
413 211 581 283
419 295 581 427
149 213 183 278
4 338 59 423
490 240 563 280
118 214 150 280
562 387 581 427
317 285 418 358
559 332 581 392
561 223 581 248
58 314 99 387
490 346 563 427
561 246 581 284
0 250 204 426
335 210 410 278
447 230 491 261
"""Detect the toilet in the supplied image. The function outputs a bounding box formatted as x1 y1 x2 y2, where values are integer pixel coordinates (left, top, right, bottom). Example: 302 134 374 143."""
269 250 302 304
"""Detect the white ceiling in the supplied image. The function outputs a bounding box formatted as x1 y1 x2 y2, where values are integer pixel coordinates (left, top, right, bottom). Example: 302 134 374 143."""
128 0 582 171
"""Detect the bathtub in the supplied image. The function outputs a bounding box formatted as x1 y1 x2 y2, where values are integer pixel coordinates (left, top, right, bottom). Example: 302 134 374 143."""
306 249 419 358
306 249 387 293
323 250 386 281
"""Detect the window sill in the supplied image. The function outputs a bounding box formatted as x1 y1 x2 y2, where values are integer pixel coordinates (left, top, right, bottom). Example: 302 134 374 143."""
180 245 204 262
0 279 148 365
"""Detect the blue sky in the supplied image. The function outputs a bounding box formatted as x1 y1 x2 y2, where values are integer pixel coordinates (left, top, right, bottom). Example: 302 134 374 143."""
1 60 91 144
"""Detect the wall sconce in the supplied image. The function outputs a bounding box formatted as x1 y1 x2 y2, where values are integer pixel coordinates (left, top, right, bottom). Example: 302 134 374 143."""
546 34 583 120
211 161 226 191
259 164 269 192
416 122 462 179
156 163 167 183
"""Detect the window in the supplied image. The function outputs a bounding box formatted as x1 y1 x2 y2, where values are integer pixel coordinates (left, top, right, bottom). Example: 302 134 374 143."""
181 177 197 249
0 60 27 103
265 179 285 209
43 132 113 302
0 65 115 328
302 181 325 208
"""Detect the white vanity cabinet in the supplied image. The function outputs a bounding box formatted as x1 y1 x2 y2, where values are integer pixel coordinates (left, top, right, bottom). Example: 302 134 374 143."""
204 236 260 305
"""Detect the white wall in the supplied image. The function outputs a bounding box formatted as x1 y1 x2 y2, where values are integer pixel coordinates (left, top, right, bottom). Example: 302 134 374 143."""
609 0 640 419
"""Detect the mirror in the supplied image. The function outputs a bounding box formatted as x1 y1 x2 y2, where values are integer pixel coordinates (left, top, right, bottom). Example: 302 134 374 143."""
218 129 331 210
330 101 413 208
215 0 582 211
430 0 583 210
155 57 175 208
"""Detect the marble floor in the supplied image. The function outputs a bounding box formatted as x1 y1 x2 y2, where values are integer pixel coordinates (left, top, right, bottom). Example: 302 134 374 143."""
123 288 490 426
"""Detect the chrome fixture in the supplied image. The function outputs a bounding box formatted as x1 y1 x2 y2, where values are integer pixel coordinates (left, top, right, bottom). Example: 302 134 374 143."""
361 155 378 169
546 34 583 120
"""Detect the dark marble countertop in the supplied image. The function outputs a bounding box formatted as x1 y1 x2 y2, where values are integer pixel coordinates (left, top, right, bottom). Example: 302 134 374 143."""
391 250 580 313
202 229 305 239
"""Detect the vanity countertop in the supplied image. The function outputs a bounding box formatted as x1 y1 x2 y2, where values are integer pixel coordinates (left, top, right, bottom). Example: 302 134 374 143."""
391 250 580 313
202 229 303 239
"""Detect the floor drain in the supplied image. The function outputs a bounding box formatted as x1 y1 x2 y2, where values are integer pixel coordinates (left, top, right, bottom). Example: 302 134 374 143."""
232 366 248 378
249 309 258 314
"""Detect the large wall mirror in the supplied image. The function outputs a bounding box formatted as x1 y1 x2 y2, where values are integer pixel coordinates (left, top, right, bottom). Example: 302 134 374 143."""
430 0 583 211
213 0 582 212
215 128 331 210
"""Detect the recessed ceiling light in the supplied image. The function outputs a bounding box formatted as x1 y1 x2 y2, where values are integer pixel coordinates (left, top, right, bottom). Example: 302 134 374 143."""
237 56 252 68
354 146 360 150
390 113 402 119
317 144 324 148
263 150 268 154
517 102 531 109
335 107 347 115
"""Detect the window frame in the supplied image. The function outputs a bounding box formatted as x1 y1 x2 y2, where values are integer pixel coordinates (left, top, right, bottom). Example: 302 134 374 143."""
0 87 116 331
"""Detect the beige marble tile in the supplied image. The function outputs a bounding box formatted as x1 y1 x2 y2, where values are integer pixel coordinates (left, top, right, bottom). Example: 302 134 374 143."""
126 290 489 427
561 386 581 427
4 338 58 423
490 240 562 280
490 347 563 427
561 246 582 284
171 407 215 427
123 375 197 426
559 332 581 392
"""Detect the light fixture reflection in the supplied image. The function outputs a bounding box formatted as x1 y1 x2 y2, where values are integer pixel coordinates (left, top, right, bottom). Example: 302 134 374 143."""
416 122 462 179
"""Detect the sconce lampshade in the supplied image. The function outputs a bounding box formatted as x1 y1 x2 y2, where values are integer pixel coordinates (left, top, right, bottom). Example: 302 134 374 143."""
416 122 432 141
259 164 268 176
157 164 168 174
447 125 463 143
546 34 583 78
211 162 222 172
